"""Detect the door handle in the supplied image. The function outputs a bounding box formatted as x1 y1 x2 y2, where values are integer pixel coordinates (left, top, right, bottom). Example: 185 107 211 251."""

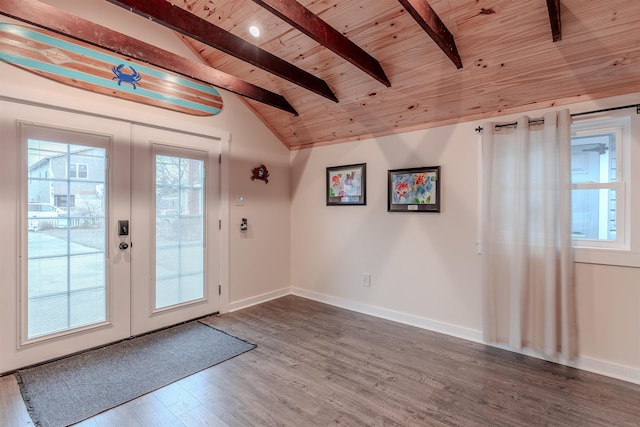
119 242 129 250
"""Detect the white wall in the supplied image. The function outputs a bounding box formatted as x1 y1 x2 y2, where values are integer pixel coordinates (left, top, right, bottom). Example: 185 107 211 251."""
290 122 482 336
290 92 640 384
222 97 291 306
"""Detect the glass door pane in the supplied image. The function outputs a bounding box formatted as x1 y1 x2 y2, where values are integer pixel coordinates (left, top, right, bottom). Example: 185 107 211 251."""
27 140 107 338
155 153 205 309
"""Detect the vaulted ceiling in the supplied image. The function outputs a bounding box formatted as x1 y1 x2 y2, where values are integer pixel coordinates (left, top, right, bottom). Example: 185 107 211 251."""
3 0 640 150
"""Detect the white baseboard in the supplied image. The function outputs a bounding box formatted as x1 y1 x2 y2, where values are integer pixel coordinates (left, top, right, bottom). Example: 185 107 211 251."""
573 355 640 385
290 287 640 386
488 343 640 386
228 287 291 312
290 288 483 343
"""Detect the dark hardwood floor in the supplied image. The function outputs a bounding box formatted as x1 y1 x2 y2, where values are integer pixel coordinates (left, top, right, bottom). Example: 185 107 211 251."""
2 295 640 426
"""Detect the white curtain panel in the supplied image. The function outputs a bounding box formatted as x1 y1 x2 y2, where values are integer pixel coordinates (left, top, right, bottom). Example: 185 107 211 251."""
481 110 578 359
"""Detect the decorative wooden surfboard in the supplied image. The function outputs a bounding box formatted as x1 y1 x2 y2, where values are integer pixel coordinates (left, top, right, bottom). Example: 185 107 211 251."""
0 23 223 116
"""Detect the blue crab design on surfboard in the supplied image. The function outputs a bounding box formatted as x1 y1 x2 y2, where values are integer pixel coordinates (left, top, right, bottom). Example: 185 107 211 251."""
112 64 141 89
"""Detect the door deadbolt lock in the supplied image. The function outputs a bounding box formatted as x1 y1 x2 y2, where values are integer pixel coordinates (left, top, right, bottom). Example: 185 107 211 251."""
118 220 129 236
119 242 129 250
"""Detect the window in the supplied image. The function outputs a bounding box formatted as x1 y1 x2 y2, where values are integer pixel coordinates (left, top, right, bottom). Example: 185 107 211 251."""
571 113 639 266
68 162 88 179
154 151 206 310
27 138 107 339
54 194 75 208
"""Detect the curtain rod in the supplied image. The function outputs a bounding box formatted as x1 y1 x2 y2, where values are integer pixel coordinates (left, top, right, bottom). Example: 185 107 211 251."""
474 103 639 133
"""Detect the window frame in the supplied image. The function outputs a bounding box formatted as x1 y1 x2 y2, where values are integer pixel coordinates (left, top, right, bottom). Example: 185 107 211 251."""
571 118 627 249
571 112 640 267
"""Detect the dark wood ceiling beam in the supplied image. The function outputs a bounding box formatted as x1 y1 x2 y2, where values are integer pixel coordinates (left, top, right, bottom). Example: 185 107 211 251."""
397 0 462 69
105 0 338 103
0 0 298 115
546 0 562 42
251 0 391 87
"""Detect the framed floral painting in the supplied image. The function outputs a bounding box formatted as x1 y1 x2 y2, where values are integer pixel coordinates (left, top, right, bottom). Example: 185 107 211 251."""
326 163 366 205
387 166 440 212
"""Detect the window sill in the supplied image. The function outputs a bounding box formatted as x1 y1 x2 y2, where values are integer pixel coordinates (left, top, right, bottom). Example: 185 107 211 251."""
574 246 640 268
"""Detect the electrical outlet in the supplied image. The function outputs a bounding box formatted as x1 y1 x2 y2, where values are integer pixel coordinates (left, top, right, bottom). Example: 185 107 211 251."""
363 273 371 287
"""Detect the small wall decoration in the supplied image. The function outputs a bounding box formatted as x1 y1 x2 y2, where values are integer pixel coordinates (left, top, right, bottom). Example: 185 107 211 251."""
388 166 440 212
326 163 366 205
251 164 270 183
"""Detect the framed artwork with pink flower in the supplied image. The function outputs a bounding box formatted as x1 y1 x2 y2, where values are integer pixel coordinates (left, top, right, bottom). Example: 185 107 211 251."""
388 166 440 212
326 163 366 206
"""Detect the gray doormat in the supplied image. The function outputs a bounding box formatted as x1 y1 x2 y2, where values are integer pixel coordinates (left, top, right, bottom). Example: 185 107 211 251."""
16 321 256 427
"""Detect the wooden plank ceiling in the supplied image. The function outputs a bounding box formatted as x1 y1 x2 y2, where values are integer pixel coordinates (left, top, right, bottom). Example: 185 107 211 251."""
5 0 640 150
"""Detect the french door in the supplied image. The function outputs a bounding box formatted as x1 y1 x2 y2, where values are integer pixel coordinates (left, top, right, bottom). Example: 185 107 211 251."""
130 125 220 335
0 102 220 372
